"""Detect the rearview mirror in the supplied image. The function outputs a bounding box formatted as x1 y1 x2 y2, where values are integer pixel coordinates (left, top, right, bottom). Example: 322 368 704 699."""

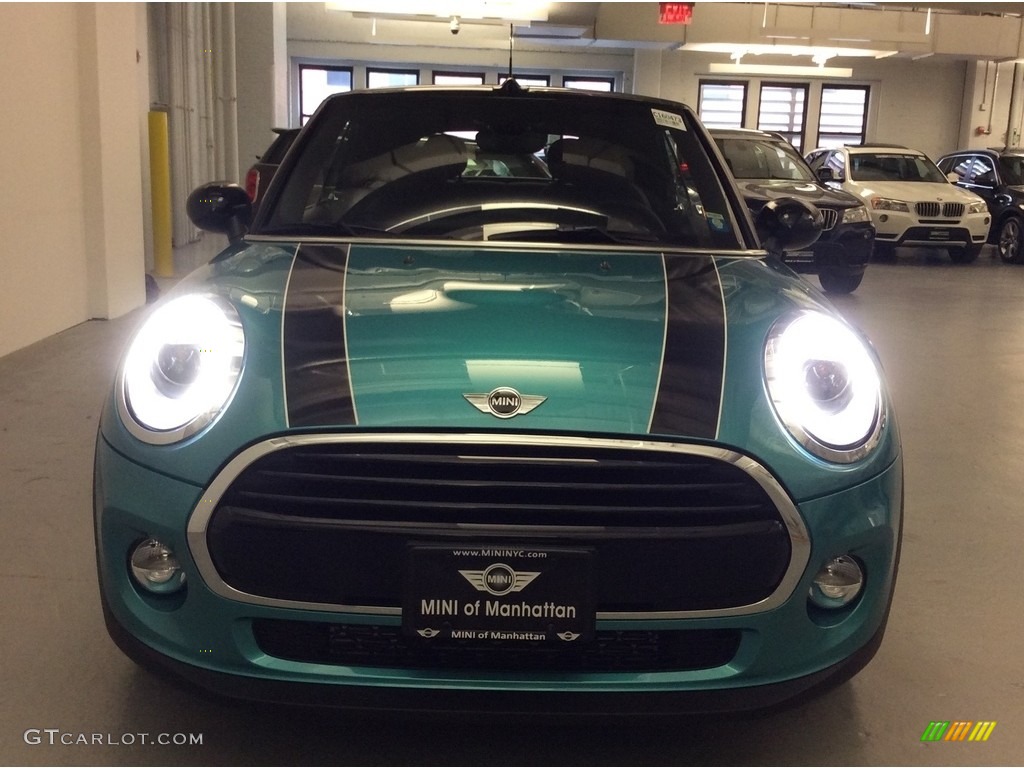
816 167 839 183
186 183 252 243
755 197 824 257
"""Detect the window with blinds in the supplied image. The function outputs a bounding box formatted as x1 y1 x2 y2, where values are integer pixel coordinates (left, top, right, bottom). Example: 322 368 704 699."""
699 81 747 129
299 66 352 125
818 85 869 148
757 84 808 150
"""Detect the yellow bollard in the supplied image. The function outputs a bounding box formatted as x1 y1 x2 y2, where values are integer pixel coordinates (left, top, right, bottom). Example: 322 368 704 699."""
148 110 174 278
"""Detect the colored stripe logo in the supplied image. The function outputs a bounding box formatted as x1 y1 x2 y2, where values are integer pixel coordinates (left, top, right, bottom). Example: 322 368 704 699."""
921 721 997 742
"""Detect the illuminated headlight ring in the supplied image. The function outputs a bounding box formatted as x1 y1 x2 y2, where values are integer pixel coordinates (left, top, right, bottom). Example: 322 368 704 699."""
764 311 884 464
118 294 245 445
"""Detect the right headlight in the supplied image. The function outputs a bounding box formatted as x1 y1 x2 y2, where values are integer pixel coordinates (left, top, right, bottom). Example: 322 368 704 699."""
842 205 871 224
764 311 883 464
870 197 909 212
118 294 245 444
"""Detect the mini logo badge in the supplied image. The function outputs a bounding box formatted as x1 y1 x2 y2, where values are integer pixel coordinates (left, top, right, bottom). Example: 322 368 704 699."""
459 563 540 596
463 387 546 419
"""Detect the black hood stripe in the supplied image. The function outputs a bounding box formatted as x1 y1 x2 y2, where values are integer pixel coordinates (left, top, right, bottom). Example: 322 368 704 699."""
648 254 725 439
283 244 357 428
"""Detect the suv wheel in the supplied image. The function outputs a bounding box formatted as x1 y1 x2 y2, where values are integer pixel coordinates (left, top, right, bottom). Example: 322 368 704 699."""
997 217 1024 263
819 269 864 294
949 243 983 264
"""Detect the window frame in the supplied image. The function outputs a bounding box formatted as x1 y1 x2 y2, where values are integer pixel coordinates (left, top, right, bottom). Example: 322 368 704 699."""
366 67 420 89
432 71 486 86
756 82 809 151
499 73 551 87
562 75 615 92
817 84 870 148
698 79 748 129
298 64 353 125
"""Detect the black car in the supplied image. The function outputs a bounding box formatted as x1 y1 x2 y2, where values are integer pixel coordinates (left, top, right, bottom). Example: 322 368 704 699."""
936 147 1024 263
712 128 875 293
244 127 300 206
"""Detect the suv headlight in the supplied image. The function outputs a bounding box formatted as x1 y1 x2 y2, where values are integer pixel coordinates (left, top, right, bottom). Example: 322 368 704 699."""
967 199 988 214
118 295 245 444
764 311 884 464
842 205 871 223
870 197 909 212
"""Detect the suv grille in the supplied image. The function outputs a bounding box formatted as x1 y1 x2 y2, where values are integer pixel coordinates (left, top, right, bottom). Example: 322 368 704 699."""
820 208 839 231
201 438 795 614
916 202 964 218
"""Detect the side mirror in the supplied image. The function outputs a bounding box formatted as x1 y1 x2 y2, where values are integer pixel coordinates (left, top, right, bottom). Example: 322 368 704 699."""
946 172 960 184
816 166 838 183
186 183 252 243
755 197 823 257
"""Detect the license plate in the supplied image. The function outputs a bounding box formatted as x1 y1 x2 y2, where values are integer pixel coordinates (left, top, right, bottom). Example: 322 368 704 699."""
403 544 594 643
929 229 951 240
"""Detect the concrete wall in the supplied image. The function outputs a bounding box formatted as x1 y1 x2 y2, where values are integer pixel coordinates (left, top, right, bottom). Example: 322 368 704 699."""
0 3 146 360
235 2 289 175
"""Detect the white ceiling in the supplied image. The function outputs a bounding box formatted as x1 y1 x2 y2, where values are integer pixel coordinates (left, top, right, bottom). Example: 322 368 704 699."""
289 2 1024 60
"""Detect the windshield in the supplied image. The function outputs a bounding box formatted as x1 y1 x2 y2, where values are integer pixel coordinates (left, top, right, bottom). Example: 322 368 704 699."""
999 155 1024 186
849 152 948 183
715 136 816 182
257 88 741 249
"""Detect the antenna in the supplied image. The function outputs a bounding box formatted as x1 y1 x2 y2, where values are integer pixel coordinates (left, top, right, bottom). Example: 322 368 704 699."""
508 23 514 82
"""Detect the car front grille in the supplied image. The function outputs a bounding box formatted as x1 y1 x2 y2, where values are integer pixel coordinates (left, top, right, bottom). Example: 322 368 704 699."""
196 436 801 616
251 620 742 673
820 208 839 231
916 202 965 218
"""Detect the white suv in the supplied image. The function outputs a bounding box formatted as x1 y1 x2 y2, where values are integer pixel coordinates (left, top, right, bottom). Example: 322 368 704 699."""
805 144 990 262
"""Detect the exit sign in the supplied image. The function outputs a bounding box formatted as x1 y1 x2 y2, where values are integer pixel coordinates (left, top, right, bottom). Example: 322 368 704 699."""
659 2 694 24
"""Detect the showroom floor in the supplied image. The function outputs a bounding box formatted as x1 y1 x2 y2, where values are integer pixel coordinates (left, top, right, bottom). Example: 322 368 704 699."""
2 246 1022 766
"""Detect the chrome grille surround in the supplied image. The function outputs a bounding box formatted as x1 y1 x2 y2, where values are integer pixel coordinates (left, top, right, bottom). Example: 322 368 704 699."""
916 202 964 219
187 433 811 620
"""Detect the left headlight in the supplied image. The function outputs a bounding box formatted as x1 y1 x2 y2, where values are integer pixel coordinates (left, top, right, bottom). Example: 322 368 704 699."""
764 311 883 464
870 197 909 213
118 294 245 444
842 205 871 224
967 199 987 214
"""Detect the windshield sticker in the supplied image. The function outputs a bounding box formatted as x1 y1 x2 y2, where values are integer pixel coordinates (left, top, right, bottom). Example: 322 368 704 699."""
652 109 685 130
706 211 729 232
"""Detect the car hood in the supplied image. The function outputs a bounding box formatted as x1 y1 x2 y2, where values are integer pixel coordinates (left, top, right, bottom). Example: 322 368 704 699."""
734 179 860 209
283 242 724 437
844 180 985 203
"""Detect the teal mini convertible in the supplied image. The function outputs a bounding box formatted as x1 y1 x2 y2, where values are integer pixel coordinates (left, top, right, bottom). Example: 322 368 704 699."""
94 83 902 713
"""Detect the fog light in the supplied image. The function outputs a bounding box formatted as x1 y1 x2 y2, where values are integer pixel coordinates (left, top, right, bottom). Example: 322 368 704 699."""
809 555 863 609
130 539 185 594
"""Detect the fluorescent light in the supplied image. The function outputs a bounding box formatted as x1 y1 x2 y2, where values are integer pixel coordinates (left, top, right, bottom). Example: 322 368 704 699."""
708 63 853 78
325 1 549 21
685 42 886 59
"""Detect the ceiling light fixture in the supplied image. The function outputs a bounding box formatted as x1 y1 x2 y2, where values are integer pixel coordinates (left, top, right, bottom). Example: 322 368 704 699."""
325 1 550 23
708 63 853 78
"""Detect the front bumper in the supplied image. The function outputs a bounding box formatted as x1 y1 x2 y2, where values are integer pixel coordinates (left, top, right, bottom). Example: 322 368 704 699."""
872 210 990 248
785 221 874 275
94 434 902 713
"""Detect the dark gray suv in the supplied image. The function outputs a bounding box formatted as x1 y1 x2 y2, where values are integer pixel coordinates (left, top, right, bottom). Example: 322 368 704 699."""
936 148 1024 263
712 128 875 293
